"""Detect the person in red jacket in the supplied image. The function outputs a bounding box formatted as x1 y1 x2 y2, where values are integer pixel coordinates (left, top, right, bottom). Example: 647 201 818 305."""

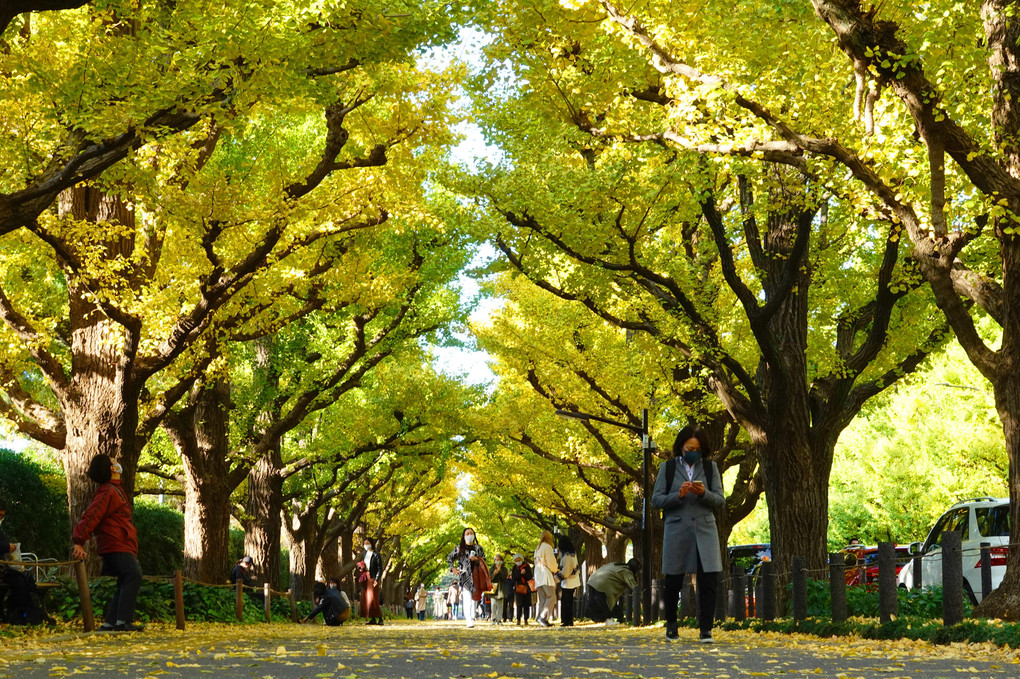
71 454 143 632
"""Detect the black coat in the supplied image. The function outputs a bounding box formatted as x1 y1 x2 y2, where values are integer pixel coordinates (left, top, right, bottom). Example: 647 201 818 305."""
363 551 383 581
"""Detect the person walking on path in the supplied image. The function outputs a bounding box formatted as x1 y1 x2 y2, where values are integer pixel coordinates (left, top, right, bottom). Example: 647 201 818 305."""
533 530 559 627
585 559 640 624
446 581 460 619
651 425 725 643
71 454 143 632
447 527 486 628
557 535 581 627
415 583 428 621
361 538 384 625
489 553 512 624
356 560 383 625
509 554 533 625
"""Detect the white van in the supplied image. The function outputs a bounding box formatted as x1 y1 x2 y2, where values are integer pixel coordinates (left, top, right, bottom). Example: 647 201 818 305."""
897 497 1009 604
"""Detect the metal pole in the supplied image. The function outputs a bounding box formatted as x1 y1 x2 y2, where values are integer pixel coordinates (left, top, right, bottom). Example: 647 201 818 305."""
641 409 652 627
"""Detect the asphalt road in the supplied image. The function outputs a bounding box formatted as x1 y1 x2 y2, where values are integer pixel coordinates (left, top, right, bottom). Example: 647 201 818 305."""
2 619 1016 678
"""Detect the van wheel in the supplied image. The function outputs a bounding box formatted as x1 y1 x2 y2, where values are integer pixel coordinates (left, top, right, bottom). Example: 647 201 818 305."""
963 580 978 606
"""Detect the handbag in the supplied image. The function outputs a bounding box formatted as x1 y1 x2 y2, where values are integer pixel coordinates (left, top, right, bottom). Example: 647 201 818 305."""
515 583 529 595
527 578 536 592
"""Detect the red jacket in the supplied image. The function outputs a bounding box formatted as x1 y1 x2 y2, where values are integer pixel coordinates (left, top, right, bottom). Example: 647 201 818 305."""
72 480 138 556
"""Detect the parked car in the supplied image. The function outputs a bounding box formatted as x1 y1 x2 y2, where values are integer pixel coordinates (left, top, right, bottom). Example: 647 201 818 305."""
896 496 1010 604
727 543 771 574
839 545 912 586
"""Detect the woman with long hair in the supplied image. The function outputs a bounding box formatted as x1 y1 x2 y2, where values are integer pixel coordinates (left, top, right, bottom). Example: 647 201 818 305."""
447 527 486 628
532 530 559 626
557 535 581 627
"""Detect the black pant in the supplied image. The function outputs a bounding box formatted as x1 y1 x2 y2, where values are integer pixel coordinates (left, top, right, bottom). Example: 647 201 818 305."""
663 558 719 636
100 552 142 626
561 587 575 626
514 591 530 622
584 587 623 622
501 595 512 621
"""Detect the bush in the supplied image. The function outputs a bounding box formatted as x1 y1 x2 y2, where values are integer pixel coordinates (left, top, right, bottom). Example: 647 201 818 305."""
796 578 971 619
133 501 184 576
46 577 310 624
0 448 70 559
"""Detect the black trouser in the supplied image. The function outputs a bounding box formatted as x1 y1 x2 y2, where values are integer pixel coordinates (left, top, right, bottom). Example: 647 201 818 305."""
501 595 512 621
663 555 719 636
561 587 575 626
514 591 530 622
584 587 623 622
100 552 142 626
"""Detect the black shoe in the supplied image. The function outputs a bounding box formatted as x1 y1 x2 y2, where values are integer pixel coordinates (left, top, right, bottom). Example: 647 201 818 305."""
699 631 714 644
114 622 144 632
97 623 116 632
539 617 550 627
665 622 679 642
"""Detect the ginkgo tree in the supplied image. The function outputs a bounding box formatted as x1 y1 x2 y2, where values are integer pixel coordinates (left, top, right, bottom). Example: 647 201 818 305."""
469 272 762 576
521 0 1020 618
453 0 951 585
0 0 467 546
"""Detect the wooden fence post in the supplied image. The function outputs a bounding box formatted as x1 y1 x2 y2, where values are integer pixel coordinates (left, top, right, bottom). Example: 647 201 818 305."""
631 586 640 626
650 579 660 624
235 579 244 621
878 542 898 624
942 531 964 626
74 560 95 632
264 583 272 623
792 556 807 621
980 542 992 600
829 553 846 623
760 561 775 621
731 565 746 622
288 589 298 623
173 570 186 630
680 577 697 620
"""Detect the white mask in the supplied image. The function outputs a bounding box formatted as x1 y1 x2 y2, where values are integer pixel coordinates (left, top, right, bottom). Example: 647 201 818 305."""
111 461 123 474
364 544 372 551
464 534 475 545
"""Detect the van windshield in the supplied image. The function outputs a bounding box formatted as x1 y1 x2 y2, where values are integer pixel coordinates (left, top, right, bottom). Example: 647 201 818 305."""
975 505 1010 537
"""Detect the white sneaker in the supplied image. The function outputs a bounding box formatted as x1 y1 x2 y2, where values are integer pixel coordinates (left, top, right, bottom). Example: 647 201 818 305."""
466 623 475 628
605 619 620 627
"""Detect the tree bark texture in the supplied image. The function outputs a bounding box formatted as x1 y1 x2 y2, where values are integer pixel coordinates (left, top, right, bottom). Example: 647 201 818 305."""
58 186 142 575
243 447 284 590
163 378 236 584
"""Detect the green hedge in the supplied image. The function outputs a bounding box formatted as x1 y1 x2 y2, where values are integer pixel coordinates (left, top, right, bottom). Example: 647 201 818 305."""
0 448 70 558
44 577 311 624
0 448 290 583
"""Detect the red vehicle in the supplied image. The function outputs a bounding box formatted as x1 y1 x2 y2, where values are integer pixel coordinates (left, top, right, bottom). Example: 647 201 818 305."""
840 546 912 586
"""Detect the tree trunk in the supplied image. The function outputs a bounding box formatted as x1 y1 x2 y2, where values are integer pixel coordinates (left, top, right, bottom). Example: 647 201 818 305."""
974 238 1020 619
243 446 284 590
59 186 141 576
317 529 342 583
605 529 629 563
164 378 234 584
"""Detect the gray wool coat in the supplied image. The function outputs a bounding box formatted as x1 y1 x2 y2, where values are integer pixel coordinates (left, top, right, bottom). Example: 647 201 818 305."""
651 457 724 575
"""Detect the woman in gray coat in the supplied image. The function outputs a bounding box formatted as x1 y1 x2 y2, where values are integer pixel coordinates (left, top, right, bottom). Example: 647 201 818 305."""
651 425 724 643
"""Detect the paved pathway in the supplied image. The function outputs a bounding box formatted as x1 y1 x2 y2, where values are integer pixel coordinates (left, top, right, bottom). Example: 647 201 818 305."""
2 620 1017 678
